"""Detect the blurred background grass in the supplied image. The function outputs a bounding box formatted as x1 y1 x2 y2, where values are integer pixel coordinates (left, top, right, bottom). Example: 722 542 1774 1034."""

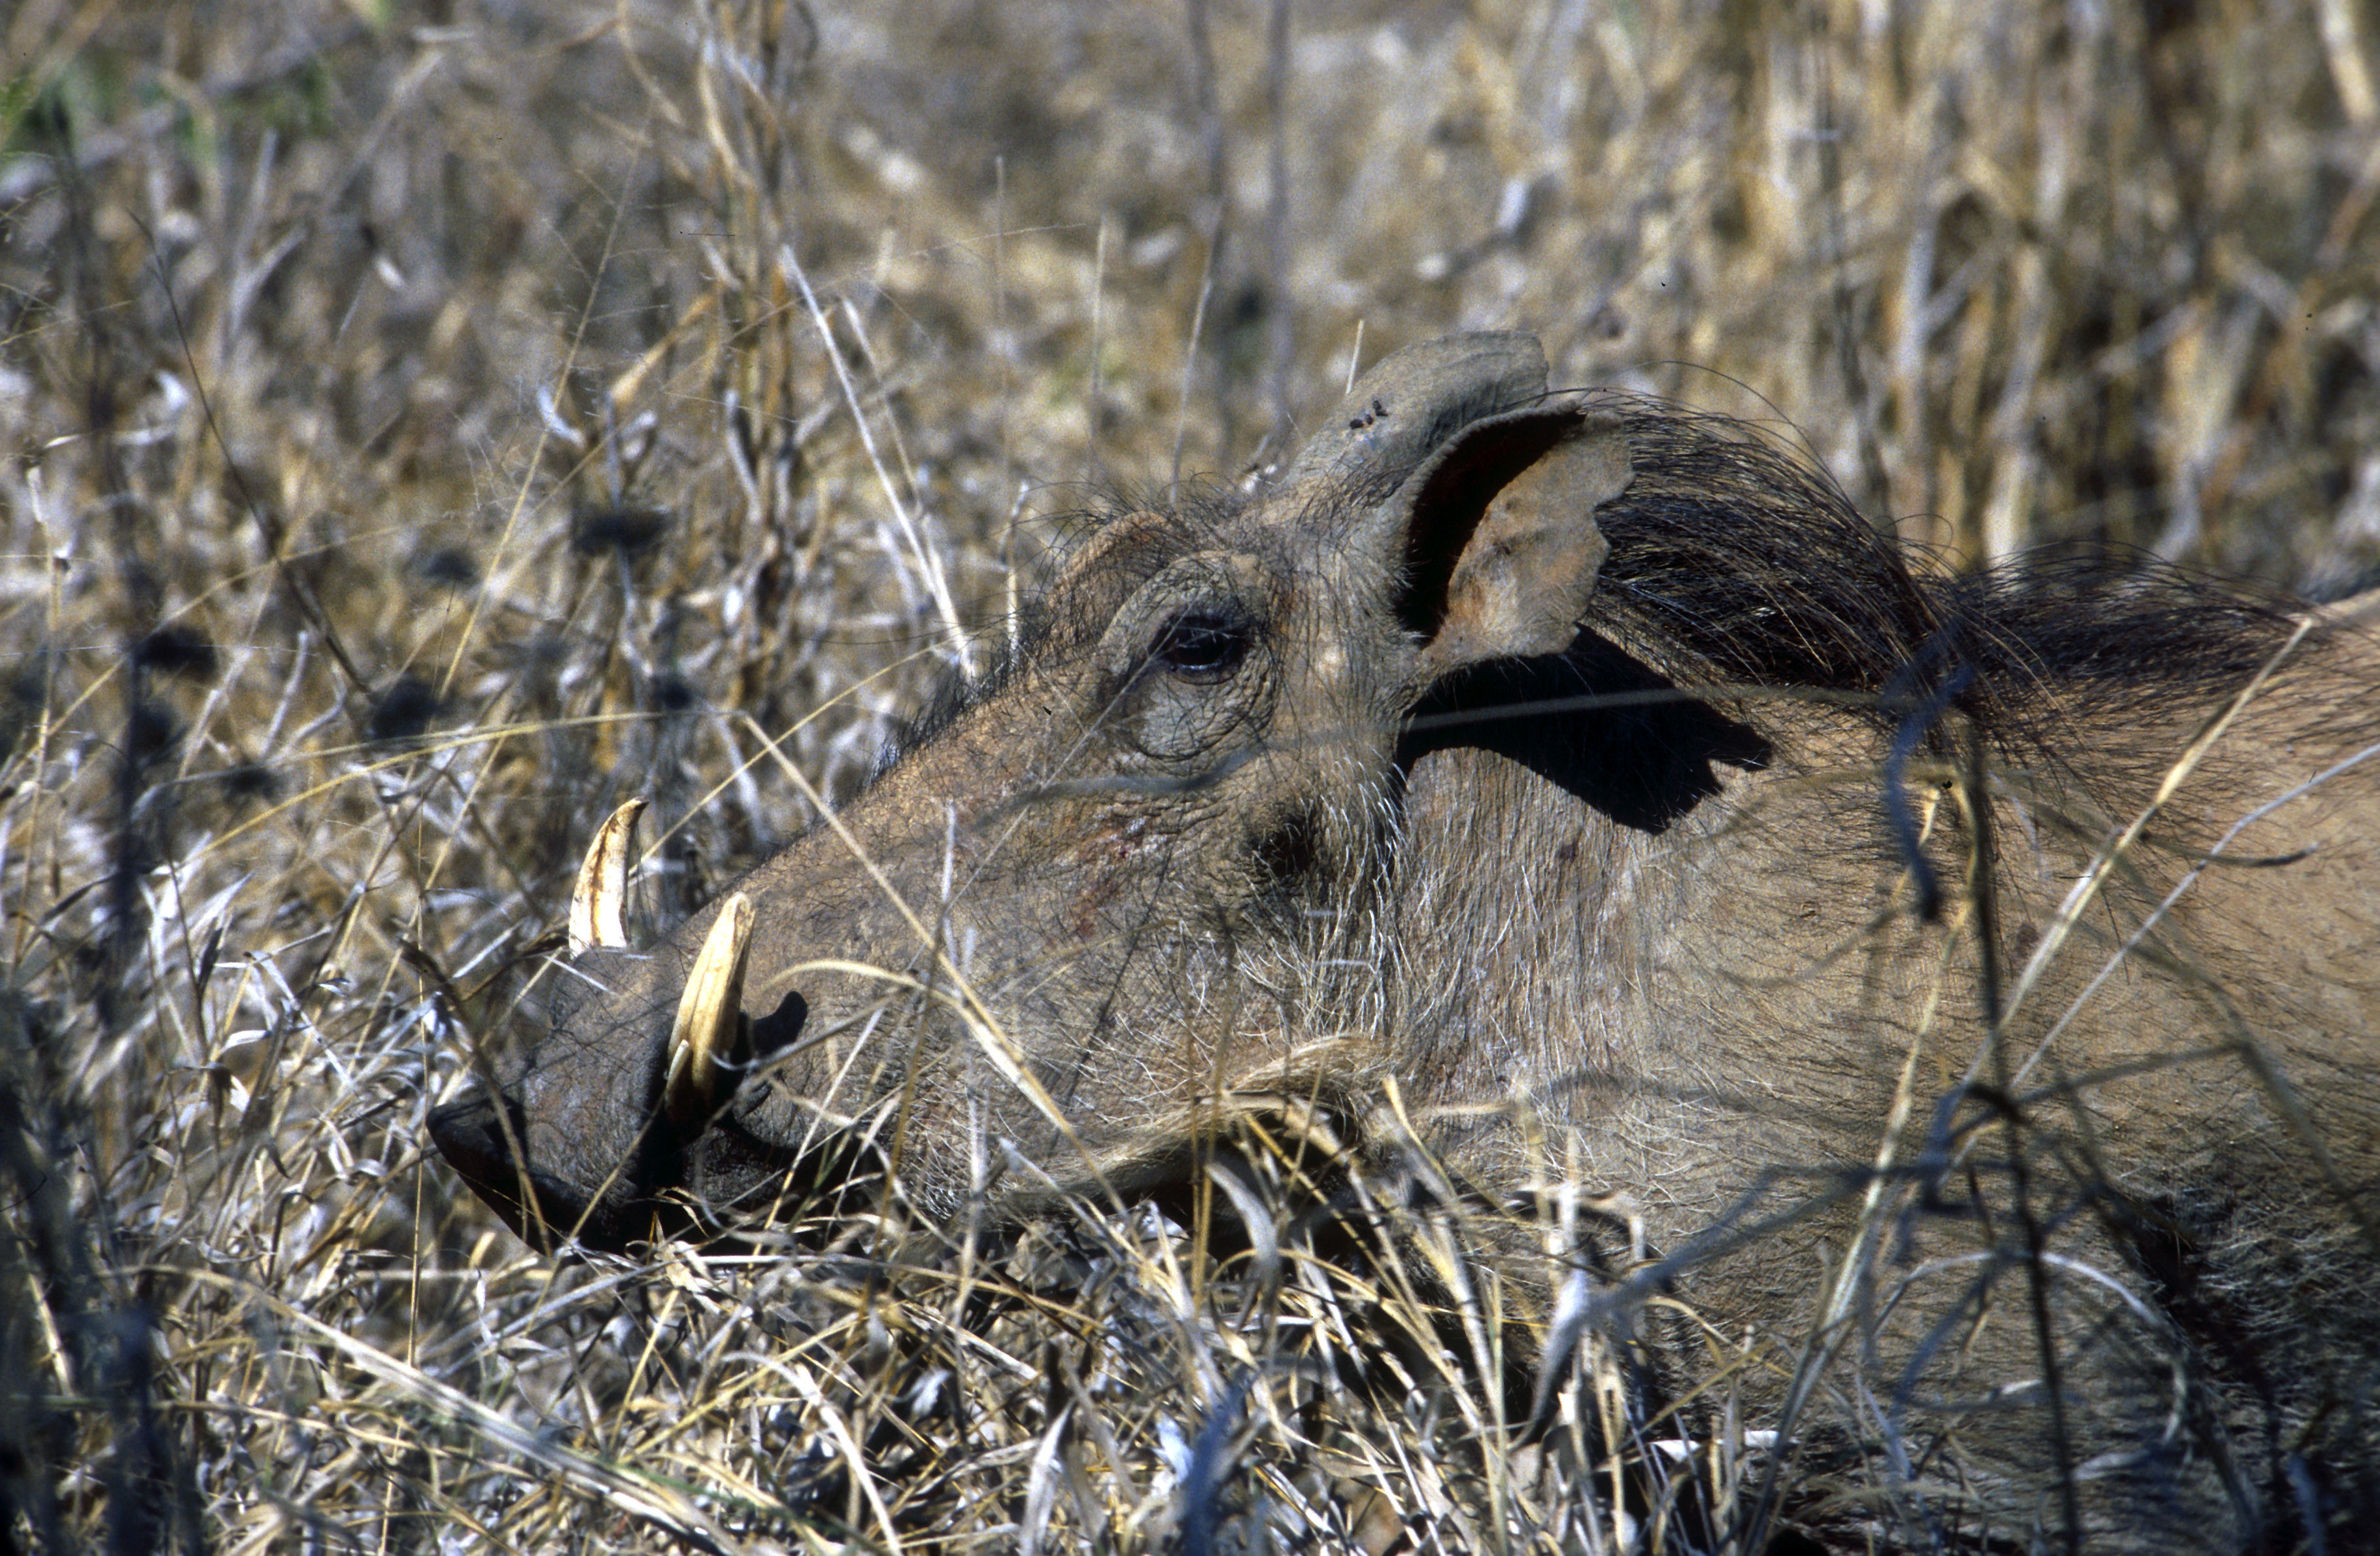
2 0 2376 1549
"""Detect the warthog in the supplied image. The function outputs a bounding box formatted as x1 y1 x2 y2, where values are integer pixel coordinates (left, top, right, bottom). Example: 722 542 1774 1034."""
434 333 2379 1549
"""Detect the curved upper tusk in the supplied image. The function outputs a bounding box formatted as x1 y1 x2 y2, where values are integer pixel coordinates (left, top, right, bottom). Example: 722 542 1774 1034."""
664 892 753 1126
568 798 648 954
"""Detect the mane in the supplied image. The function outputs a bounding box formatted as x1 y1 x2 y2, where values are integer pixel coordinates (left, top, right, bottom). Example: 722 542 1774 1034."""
1581 397 2304 763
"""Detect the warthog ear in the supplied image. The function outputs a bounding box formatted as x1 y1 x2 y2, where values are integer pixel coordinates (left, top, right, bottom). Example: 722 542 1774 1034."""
1378 402 1633 680
1282 332 1553 499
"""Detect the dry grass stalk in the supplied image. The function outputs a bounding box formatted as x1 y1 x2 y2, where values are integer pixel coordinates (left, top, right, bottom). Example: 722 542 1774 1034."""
2 0 2375 1550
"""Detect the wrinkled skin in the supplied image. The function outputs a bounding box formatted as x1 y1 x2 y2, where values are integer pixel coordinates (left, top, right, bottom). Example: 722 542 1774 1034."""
434 334 2380 1549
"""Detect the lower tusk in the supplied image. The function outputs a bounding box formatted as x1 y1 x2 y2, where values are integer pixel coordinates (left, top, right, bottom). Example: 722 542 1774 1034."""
664 893 753 1126
569 798 648 954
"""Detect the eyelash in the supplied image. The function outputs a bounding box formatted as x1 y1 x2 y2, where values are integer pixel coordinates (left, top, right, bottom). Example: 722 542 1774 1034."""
1148 610 1253 683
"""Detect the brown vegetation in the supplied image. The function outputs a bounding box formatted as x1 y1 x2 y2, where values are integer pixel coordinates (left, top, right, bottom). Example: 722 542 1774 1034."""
4 1 2379 1551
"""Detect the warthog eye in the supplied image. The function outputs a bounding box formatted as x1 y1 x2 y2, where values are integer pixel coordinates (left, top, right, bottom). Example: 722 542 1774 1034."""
1148 608 1253 683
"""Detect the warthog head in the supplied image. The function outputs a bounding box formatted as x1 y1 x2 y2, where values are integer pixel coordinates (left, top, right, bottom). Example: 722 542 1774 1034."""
434 330 2380 1545
434 332 1657 1246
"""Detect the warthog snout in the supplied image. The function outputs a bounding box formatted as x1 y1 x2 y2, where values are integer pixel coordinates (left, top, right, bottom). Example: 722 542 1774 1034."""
429 829 817 1247
434 331 2380 1546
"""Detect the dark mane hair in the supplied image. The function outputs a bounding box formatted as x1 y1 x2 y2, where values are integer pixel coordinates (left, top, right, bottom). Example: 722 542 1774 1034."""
1583 397 2304 757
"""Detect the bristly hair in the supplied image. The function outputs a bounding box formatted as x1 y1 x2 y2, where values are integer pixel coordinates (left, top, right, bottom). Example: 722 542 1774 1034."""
1580 396 2306 756
879 630 1036 774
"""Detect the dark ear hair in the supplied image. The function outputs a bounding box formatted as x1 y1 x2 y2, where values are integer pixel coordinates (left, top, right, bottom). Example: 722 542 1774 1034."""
1368 403 1633 682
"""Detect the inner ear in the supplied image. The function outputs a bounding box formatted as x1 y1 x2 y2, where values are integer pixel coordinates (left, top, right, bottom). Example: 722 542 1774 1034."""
1386 406 1633 678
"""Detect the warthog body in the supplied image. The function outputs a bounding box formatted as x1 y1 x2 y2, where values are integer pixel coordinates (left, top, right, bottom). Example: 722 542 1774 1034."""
435 334 2379 1549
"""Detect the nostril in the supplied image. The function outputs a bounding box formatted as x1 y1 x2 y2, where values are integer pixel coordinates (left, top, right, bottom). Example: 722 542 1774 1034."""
747 990 808 1061
428 1094 520 1192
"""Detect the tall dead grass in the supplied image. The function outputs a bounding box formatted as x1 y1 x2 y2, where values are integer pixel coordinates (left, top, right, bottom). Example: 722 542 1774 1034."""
2 0 2375 1549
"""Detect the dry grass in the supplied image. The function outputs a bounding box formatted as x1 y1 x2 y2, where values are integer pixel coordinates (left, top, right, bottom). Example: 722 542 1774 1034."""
3 0 2376 1550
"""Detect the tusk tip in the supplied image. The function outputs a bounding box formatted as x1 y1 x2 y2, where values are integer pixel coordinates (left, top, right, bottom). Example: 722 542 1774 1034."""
664 892 754 1126
568 797 649 954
